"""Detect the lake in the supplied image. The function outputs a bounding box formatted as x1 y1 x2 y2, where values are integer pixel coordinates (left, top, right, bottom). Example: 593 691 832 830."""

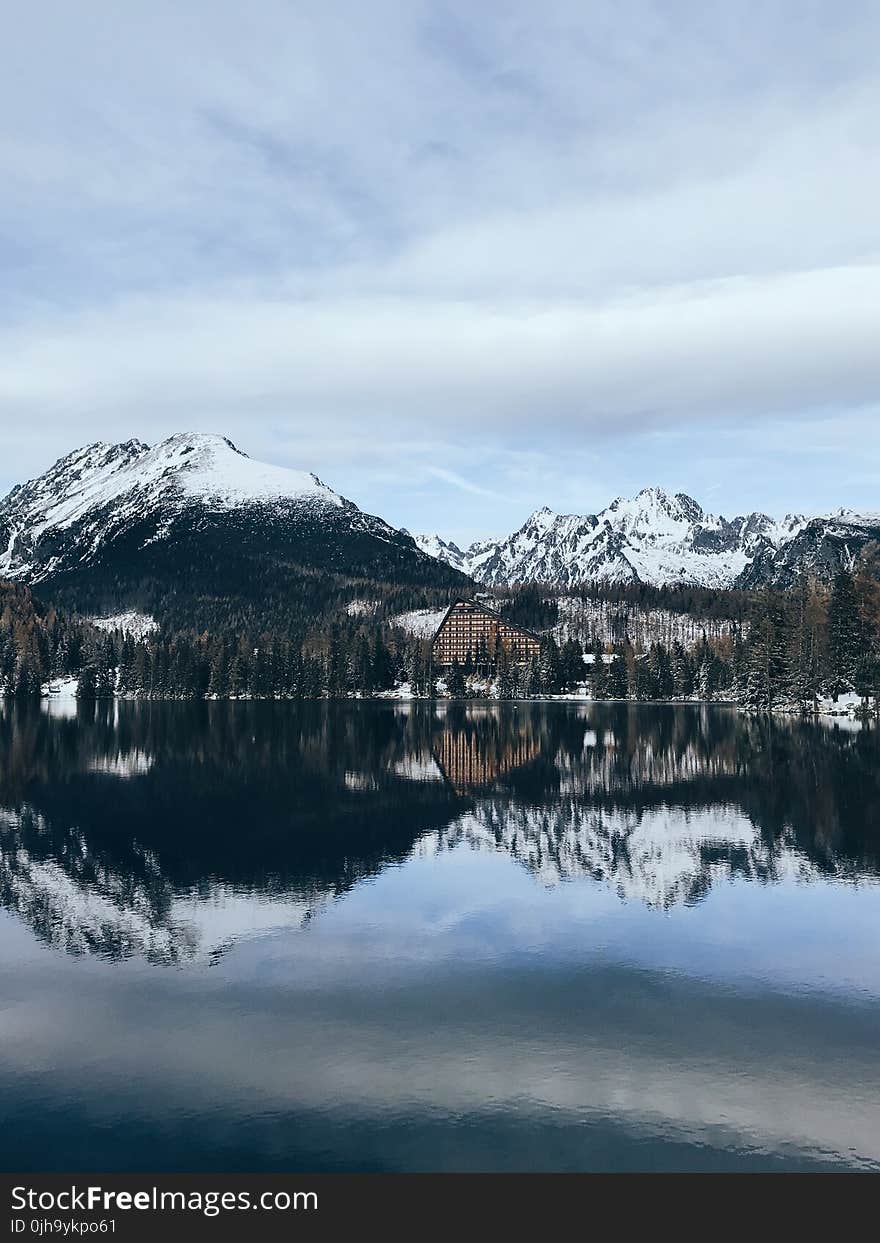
1 699 879 1172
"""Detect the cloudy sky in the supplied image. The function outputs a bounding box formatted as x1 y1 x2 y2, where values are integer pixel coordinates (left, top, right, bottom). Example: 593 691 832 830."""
2 1 879 544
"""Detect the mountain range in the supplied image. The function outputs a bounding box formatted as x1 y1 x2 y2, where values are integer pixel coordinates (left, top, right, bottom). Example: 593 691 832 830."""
415 488 880 590
1 435 878 625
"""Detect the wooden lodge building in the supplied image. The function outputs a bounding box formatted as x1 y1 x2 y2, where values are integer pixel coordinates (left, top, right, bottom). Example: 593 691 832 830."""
431 598 542 669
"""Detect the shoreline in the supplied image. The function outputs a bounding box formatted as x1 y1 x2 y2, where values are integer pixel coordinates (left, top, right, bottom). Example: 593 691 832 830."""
28 681 874 724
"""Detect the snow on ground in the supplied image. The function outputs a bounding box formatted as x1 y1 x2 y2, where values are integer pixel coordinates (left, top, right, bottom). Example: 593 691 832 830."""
346 599 379 617
778 691 867 727
389 608 447 637
89 610 158 639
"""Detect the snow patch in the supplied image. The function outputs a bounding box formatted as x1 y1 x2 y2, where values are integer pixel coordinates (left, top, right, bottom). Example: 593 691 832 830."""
390 608 448 637
346 599 379 617
90 610 158 639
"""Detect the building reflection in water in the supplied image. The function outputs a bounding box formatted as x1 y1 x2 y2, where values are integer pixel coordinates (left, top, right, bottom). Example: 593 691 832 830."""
432 707 543 793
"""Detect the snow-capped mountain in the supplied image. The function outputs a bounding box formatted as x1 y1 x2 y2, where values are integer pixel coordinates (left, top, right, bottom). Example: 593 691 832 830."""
738 507 880 588
0 433 347 581
414 486 869 589
0 433 466 618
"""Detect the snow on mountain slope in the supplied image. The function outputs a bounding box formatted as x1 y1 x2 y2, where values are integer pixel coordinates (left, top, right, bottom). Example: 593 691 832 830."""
411 533 466 569
418 488 817 589
0 433 469 604
0 433 348 581
738 508 880 588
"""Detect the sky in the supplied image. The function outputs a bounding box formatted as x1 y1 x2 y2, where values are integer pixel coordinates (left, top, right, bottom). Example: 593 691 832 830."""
1 1 879 546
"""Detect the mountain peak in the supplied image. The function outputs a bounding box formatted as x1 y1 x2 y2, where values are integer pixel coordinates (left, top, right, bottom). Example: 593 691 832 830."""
0 433 469 603
0 433 352 582
158 431 247 457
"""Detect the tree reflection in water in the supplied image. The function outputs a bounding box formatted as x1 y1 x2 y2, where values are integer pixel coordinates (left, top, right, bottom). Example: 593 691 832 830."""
1 699 878 962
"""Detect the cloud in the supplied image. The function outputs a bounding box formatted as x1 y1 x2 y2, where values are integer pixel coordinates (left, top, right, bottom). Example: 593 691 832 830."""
3 264 879 428
2 2 880 529
425 467 505 499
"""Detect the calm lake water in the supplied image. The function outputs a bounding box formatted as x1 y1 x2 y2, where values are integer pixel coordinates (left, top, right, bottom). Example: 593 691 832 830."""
1 699 879 1172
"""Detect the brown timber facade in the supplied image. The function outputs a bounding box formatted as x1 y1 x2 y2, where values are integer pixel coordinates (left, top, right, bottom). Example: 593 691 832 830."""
431 598 542 668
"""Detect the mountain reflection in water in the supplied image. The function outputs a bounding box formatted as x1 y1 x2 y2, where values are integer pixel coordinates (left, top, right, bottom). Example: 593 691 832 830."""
0 700 878 965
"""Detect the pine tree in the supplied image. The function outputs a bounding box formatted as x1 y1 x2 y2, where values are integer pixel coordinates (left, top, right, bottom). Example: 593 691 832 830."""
590 642 609 699
117 636 136 696
827 567 862 697
608 652 628 699
650 643 674 698
372 634 394 691
743 590 790 711
446 658 466 698
538 636 562 693
95 639 115 698
788 576 822 713
351 634 373 695
497 650 514 699
559 638 584 691
671 640 694 698
696 660 712 702
12 653 41 698
76 664 97 699
326 627 347 697
208 641 231 697
729 628 747 700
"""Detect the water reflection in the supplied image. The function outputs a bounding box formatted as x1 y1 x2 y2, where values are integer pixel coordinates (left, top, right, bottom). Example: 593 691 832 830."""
0 700 878 964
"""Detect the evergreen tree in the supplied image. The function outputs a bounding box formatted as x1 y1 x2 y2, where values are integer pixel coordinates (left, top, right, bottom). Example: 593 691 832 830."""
696 660 713 701
608 652 628 699
650 643 674 698
788 576 823 713
559 638 584 691
590 642 609 699
744 590 790 711
497 651 514 699
371 634 394 691
326 627 347 697
76 664 97 699
671 640 695 698
117 636 136 696
729 628 747 699
538 636 562 693
95 639 115 697
827 567 862 696
446 658 466 698
208 641 231 697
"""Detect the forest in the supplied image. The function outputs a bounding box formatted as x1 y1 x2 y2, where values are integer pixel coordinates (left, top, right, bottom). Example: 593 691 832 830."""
2 557 879 715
